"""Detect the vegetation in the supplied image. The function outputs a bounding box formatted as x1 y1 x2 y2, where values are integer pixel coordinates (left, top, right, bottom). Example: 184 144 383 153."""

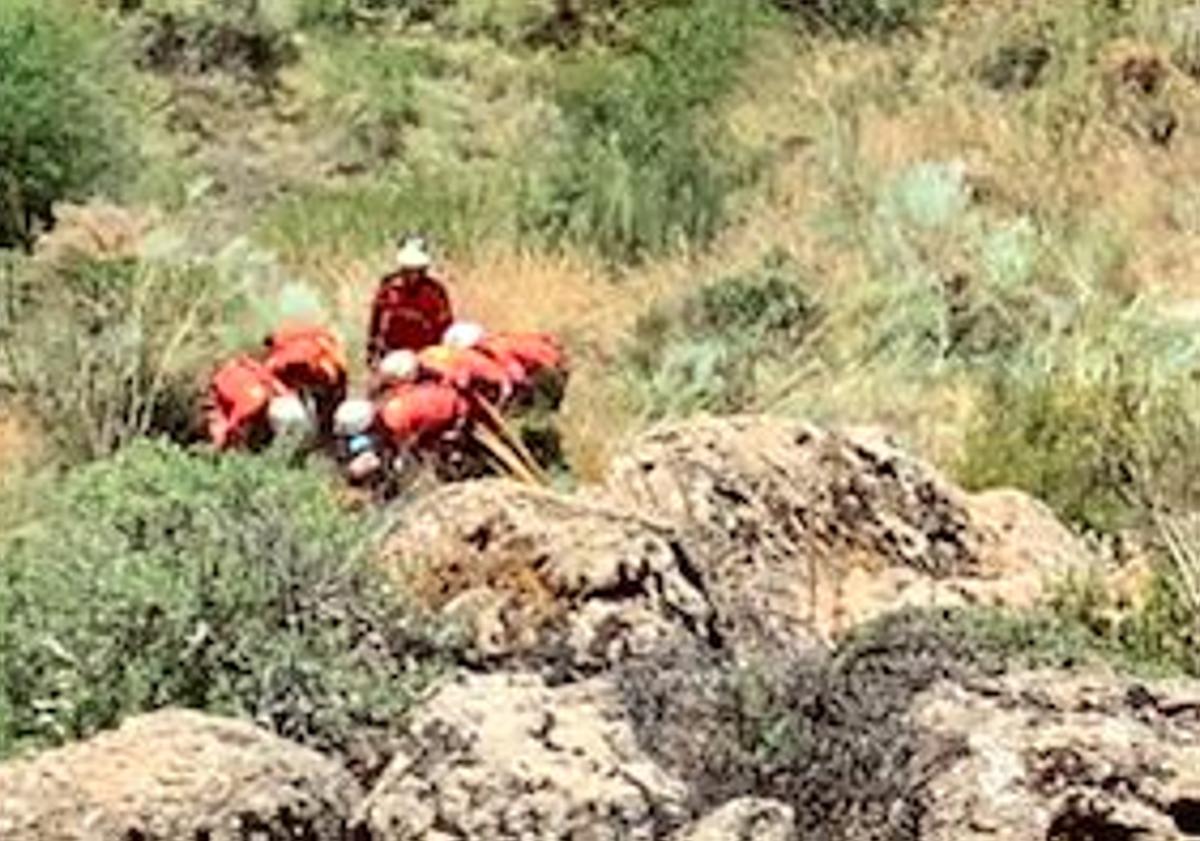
621 251 820 418
0 441 458 772
6 0 1200 774
0 254 246 466
0 1 137 248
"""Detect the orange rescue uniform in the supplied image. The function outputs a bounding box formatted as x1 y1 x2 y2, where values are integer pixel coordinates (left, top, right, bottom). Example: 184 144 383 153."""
207 356 284 450
377 381 470 447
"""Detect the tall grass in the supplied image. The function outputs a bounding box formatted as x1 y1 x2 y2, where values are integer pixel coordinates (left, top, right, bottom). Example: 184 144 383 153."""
525 0 776 262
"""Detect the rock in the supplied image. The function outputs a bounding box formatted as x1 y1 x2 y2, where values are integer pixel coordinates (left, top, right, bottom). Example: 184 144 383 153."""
915 669 1200 840
381 417 1093 664
672 798 795 841
605 416 1092 646
376 479 718 673
0 710 362 841
357 672 690 840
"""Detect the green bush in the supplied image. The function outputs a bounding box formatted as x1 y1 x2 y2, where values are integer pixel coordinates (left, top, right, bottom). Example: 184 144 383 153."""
523 0 772 261
0 255 246 466
622 252 820 418
0 440 458 771
956 305 1200 535
0 1 137 248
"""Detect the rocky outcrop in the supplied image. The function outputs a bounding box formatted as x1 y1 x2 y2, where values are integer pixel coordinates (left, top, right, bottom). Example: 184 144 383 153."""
379 417 1094 663
605 416 1093 646
916 669 1200 840
357 672 690 840
377 479 718 673
0 710 361 841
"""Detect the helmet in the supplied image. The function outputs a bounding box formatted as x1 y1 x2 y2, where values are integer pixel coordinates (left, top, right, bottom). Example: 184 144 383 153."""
443 321 486 349
396 235 431 271
333 398 376 437
378 349 420 383
267 394 314 437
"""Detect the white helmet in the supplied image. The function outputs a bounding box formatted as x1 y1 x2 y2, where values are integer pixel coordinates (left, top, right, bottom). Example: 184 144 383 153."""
333 398 376 437
268 394 314 437
396 236 431 271
378 349 420 383
443 321 485 349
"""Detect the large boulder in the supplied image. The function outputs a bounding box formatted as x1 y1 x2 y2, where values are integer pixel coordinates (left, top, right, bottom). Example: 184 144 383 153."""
379 416 1094 666
376 480 718 673
0 710 362 841
915 670 1200 840
357 672 690 840
605 416 1093 647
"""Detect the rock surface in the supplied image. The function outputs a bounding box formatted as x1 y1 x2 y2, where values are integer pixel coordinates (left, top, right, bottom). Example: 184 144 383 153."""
916 669 1200 840
0 710 361 841
357 672 690 840
377 479 718 672
380 417 1093 662
672 798 796 841
606 416 1093 645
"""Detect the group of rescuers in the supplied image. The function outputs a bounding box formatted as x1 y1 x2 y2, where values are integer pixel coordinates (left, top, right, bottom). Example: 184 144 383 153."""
206 235 567 487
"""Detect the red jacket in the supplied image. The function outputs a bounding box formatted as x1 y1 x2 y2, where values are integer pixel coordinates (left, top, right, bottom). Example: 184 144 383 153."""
377 382 469 446
416 345 513 401
207 356 284 449
367 272 454 363
266 322 348 395
478 333 566 381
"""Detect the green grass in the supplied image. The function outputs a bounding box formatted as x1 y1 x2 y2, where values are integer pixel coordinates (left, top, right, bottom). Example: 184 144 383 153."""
525 0 776 261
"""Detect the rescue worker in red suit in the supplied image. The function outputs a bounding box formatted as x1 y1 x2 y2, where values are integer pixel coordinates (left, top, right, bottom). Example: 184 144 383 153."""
442 323 568 409
415 343 514 405
366 349 481 481
264 321 349 441
366 236 454 367
207 356 308 451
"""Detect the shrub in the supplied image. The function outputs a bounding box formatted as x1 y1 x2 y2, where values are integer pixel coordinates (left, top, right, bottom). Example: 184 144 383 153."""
616 612 992 840
0 254 245 466
523 0 772 261
955 303 1200 535
0 440 459 774
310 35 445 162
621 252 820 418
134 0 299 91
0 0 137 248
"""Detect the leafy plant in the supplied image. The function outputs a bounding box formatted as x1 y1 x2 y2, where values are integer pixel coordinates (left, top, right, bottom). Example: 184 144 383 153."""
0 0 137 248
622 252 820 418
0 440 458 774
